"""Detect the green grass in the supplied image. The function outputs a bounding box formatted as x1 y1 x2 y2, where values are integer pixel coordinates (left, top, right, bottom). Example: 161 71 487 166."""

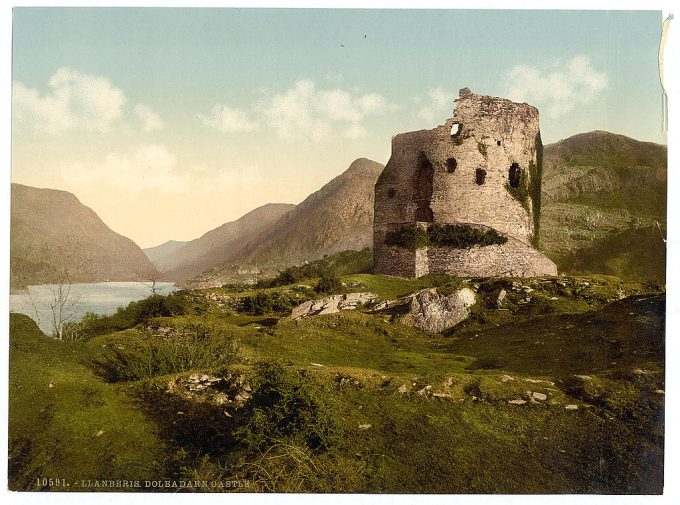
8 314 166 490
8 272 665 493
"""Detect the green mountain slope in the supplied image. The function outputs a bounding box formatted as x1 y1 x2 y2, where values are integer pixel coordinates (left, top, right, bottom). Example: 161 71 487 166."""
540 131 666 282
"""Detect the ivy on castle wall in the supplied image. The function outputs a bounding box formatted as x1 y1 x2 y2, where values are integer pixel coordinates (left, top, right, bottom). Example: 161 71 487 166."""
385 224 508 251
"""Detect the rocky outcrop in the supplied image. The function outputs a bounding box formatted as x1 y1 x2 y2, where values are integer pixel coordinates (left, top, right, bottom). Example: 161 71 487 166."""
396 288 476 333
166 372 252 408
290 287 476 333
291 292 379 319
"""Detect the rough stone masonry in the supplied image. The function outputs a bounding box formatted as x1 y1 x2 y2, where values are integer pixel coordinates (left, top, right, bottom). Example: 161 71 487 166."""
373 88 557 278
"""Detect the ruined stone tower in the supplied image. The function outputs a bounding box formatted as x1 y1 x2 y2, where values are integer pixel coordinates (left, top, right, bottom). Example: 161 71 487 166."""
373 88 557 278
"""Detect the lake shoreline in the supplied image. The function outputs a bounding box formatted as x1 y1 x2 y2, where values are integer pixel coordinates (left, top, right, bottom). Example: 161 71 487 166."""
9 281 178 335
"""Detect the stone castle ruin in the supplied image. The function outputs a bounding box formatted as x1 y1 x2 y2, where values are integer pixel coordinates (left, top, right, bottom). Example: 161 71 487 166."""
373 88 557 278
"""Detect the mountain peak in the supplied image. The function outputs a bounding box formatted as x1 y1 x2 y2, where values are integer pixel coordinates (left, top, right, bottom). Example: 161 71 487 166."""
11 184 157 287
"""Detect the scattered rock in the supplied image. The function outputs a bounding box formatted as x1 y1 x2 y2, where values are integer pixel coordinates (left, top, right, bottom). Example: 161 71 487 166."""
48 383 54 388
654 389 665 395
496 289 507 308
397 384 409 394
167 372 251 407
291 292 380 319
396 288 476 333
565 404 579 410
499 374 515 382
358 424 372 430
531 392 548 401
310 363 325 367
335 374 362 388
416 385 433 396
96 430 104 437
432 392 453 399
508 399 527 405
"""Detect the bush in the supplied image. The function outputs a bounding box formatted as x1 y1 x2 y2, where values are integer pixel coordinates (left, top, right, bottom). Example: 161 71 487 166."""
384 226 429 250
93 324 239 382
62 292 195 339
240 290 312 316
258 249 373 288
385 224 507 250
234 362 341 452
315 274 343 294
428 224 507 248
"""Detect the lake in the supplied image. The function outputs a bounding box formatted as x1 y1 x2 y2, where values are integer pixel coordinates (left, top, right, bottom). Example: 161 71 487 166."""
9 281 178 336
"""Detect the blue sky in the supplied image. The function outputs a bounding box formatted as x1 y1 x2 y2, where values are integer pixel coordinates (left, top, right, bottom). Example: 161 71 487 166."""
11 8 665 247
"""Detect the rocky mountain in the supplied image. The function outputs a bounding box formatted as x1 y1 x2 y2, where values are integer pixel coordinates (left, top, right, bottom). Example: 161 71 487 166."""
540 131 666 282
10 183 157 288
144 240 188 264
189 158 384 287
155 203 296 282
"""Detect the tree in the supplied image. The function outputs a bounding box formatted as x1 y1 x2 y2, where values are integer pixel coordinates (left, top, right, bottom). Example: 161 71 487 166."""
47 270 81 340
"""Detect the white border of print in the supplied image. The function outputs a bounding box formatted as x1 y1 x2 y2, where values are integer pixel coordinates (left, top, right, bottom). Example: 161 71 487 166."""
0 2 677 505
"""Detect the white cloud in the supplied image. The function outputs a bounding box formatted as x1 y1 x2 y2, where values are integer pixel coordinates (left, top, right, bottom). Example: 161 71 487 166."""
201 80 393 141
417 88 456 122
62 144 267 196
198 104 259 133
13 68 126 134
65 144 187 193
504 55 608 118
134 104 164 132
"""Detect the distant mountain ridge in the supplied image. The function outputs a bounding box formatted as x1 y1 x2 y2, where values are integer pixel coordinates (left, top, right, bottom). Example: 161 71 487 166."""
542 130 666 216
144 240 188 264
540 131 666 282
153 203 296 281
185 157 385 287
10 183 157 288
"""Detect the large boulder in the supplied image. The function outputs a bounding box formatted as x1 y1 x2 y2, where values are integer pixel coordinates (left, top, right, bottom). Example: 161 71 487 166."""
396 288 476 333
291 292 379 319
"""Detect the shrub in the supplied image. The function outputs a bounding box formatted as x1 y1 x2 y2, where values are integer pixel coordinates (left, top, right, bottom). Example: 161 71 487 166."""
315 274 343 294
505 168 530 212
63 292 195 339
384 226 429 250
385 224 507 250
258 249 373 288
466 356 506 370
234 362 341 452
240 290 311 316
428 224 507 248
93 324 239 382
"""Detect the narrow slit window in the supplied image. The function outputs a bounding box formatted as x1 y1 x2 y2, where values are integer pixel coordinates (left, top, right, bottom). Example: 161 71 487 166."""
509 163 521 188
475 168 487 185
446 158 457 173
388 188 396 198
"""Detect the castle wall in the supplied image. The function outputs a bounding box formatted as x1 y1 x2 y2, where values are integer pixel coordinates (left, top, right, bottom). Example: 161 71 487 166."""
427 237 558 278
373 88 557 279
373 227 419 278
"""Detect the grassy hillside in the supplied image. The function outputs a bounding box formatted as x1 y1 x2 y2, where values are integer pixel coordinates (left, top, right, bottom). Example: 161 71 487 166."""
8 314 165 490
8 272 664 493
540 131 666 282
